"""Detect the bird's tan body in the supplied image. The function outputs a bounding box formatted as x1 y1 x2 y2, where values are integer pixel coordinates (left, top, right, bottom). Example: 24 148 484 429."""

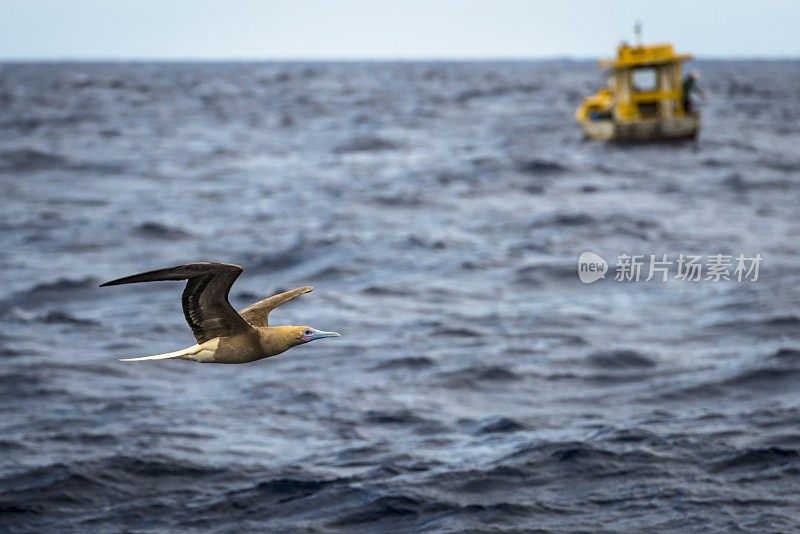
122 326 308 364
103 262 340 364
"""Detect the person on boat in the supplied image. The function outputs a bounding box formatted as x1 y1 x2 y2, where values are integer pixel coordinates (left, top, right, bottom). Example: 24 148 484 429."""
682 70 705 113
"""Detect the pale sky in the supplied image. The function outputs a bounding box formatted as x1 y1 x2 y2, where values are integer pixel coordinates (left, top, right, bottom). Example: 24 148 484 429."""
2 0 798 60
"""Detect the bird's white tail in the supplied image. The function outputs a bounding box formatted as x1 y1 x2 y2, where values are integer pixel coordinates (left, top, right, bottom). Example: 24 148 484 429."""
119 344 201 362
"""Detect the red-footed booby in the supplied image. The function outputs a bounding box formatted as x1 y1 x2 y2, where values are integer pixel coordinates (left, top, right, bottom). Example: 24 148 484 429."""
100 262 340 363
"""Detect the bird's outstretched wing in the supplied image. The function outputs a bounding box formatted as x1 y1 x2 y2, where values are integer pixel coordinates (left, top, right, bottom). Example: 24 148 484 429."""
101 262 253 344
238 286 313 327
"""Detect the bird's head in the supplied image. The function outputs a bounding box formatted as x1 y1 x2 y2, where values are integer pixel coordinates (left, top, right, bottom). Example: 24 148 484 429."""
293 326 341 345
265 325 342 354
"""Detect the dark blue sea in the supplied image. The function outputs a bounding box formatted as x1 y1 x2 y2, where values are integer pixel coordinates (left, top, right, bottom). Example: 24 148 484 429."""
1 60 800 532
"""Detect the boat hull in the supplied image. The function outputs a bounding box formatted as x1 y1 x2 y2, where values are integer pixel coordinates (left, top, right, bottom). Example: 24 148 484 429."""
579 115 699 142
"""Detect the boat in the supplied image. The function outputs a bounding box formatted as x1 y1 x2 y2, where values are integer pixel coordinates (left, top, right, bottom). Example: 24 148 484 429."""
575 40 699 142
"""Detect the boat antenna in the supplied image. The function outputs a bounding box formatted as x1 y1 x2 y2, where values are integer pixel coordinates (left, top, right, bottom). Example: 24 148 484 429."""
634 21 643 46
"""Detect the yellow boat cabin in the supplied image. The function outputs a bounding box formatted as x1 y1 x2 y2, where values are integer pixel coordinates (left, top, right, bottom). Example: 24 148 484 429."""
575 42 699 141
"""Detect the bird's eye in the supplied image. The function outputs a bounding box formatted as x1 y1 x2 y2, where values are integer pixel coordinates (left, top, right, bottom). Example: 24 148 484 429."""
304 329 312 335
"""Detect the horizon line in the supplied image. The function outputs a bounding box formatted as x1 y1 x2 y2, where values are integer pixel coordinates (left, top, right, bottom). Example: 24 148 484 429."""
1 54 799 63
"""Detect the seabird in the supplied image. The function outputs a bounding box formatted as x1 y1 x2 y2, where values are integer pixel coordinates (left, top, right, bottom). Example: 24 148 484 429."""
100 262 340 363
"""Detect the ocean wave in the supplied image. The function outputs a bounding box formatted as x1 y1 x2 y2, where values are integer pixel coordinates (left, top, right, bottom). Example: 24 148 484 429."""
473 417 530 435
709 447 799 473
586 350 657 369
434 365 522 389
1 277 98 308
516 158 568 174
372 356 435 371
333 136 398 153
0 148 67 170
133 222 192 240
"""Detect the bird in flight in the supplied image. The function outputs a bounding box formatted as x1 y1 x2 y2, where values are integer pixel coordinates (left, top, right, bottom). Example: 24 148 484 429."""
100 262 340 363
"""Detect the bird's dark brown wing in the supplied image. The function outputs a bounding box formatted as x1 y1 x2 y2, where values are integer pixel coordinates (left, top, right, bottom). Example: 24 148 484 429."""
101 262 253 344
238 286 313 327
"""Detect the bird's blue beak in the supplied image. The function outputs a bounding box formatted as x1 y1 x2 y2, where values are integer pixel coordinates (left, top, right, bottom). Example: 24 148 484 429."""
303 329 341 342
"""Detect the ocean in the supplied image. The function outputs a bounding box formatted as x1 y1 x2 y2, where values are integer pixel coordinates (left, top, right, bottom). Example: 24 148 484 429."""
1 59 800 532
